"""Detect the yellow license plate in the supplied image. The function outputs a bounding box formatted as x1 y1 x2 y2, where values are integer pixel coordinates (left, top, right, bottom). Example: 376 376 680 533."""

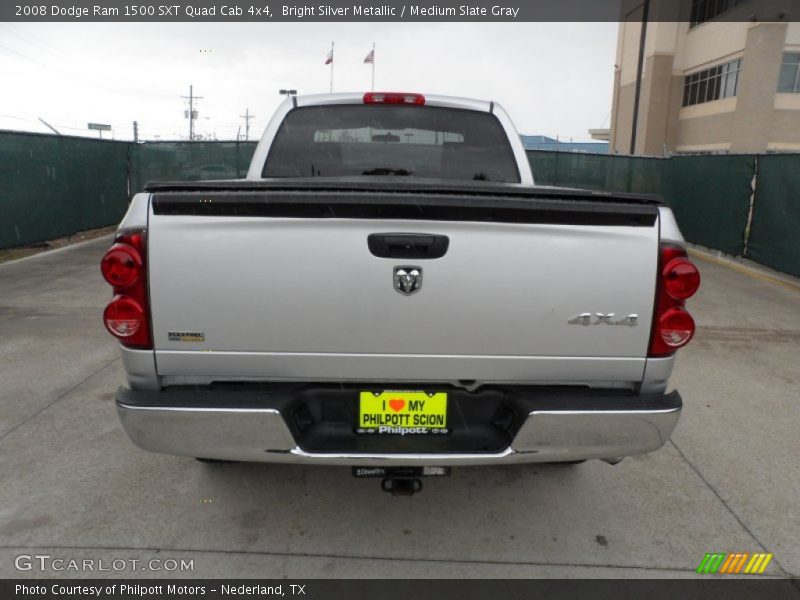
358 391 448 435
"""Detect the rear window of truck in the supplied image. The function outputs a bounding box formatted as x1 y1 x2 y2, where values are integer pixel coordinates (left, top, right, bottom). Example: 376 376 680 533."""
262 105 521 183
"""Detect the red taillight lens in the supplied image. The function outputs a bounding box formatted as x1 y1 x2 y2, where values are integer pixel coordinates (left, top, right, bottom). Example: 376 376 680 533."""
101 243 142 288
363 92 425 105
663 257 701 300
649 245 700 357
101 231 152 349
657 307 696 348
104 295 145 338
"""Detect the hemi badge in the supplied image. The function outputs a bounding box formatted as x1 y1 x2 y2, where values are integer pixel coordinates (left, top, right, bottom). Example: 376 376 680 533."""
168 331 205 342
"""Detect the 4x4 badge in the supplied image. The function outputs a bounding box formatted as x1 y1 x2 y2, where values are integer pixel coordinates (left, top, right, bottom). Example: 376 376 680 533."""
394 266 422 295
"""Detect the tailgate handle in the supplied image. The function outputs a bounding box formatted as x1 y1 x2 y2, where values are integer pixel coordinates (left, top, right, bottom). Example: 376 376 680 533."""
368 233 449 259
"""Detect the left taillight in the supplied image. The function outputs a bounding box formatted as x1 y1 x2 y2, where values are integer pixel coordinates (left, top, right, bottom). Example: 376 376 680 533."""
101 231 152 349
648 244 700 357
100 243 142 288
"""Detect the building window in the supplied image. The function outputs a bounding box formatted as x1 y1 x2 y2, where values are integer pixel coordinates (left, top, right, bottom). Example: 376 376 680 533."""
690 0 750 28
682 59 741 107
778 52 800 93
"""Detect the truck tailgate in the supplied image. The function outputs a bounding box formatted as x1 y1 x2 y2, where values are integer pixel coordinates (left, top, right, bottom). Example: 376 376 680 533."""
147 187 660 386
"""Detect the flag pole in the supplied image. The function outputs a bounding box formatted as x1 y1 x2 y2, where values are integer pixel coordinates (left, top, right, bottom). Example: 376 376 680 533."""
371 42 375 91
330 41 334 93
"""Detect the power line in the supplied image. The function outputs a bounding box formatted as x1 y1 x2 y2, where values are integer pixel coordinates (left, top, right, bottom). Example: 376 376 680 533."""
1 108 248 141
0 113 39 122
0 24 61 54
0 42 45 65
0 34 177 102
600 108 612 129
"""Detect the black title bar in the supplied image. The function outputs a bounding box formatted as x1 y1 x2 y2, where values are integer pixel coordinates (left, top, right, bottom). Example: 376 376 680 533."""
4 579 800 600
3 0 799 22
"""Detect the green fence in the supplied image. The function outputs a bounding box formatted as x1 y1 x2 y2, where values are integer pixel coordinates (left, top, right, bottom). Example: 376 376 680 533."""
747 155 800 276
525 150 773 267
527 150 665 196
0 131 129 250
664 155 756 257
129 141 257 196
0 134 257 250
2 130 799 278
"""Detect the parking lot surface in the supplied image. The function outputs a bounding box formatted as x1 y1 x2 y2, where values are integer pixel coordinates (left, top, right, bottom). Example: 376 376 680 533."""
1 237 798 578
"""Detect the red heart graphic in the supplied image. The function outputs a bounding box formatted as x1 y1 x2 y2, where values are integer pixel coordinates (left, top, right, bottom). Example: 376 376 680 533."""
389 399 405 412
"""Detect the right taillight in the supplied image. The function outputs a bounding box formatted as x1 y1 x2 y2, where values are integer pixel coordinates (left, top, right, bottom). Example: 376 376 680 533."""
662 256 701 300
649 245 700 357
101 231 152 349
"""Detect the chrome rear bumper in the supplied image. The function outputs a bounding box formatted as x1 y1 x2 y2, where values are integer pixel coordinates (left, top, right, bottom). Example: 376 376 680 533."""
115 386 681 466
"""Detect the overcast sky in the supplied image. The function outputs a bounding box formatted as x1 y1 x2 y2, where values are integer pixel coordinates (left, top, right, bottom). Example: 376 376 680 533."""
0 22 618 142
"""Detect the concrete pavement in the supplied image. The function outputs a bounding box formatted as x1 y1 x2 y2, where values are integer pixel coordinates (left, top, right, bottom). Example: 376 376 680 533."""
0 237 798 579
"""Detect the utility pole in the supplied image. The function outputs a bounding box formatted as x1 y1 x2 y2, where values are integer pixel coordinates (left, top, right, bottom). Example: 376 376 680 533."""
240 108 255 140
181 85 203 141
133 121 139 142
630 0 650 155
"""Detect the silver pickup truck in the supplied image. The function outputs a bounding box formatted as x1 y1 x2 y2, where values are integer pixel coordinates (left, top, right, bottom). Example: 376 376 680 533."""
103 92 700 494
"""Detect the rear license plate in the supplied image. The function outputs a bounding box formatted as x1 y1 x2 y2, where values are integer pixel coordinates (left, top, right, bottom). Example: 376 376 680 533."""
357 391 448 435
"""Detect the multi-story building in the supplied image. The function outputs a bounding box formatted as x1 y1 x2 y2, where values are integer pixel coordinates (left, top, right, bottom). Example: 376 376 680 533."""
610 0 800 155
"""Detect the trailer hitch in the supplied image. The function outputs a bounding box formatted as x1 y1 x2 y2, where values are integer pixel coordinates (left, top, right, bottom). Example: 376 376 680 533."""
352 466 450 496
381 476 423 496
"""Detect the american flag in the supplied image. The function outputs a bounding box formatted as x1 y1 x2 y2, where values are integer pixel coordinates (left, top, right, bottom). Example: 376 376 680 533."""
363 49 374 64
325 48 333 65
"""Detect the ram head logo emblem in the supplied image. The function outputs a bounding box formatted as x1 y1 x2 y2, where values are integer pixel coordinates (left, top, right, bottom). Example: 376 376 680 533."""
393 266 422 295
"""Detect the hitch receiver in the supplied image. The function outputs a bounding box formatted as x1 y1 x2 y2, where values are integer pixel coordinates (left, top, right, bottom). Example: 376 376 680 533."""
352 466 450 496
381 476 423 496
